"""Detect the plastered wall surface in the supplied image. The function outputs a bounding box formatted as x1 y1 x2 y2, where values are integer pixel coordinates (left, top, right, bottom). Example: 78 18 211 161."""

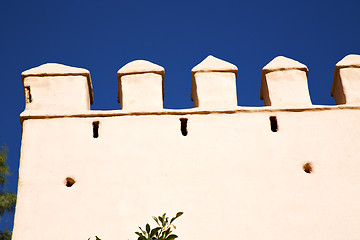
12 54 360 240
23 76 91 111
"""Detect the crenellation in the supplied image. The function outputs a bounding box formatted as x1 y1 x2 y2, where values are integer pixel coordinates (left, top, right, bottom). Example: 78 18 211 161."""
21 63 93 112
191 55 238 109
260 56 312 107
13 54 360 240
20 54 360 114
331 54 360 105
117 60 164 111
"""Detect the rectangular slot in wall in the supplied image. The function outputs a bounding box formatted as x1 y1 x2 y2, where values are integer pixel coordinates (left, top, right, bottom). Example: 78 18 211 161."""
180 118 188 136
93 121 99 138
269 116 278 132
25 86 32 103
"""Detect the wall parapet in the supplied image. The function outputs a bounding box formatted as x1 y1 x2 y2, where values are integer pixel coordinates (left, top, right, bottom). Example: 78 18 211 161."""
21 54 360 114
15 57 360 240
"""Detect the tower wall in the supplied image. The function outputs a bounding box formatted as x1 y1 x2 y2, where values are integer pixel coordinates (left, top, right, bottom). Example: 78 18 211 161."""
13 55 360 240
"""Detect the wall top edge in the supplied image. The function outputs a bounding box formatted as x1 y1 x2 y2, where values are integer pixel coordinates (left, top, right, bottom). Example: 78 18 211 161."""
19 105 360 121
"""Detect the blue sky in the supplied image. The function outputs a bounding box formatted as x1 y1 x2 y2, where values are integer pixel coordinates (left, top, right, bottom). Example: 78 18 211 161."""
1 0 359 231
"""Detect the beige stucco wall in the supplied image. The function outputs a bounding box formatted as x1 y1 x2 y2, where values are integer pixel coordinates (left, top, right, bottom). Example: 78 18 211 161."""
23 76 91 112
13 106 360 240
13 55 360 240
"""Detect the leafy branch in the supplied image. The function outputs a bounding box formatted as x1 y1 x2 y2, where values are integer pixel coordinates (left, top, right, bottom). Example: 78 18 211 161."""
89 212 183 240
136 212 183 240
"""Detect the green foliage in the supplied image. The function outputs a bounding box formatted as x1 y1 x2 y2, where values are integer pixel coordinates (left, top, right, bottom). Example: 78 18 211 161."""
0 145 9 187
89 212 183 240
135 212 183 240
0 229 12 240
0 145 17 240
0 193 17 216
88 237 101 240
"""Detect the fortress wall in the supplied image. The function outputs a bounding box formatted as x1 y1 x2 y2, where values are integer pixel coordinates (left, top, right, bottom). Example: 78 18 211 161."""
12 54 360 240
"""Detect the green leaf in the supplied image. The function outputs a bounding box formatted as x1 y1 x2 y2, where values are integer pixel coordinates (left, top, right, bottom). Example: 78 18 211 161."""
150 227 161 237
139 227 146 235
159 216 164 225
161 218 167 227
153 216 160 226
170 212 183 224
175 212 183 218
165 234 178 240
160 213 166 225
161 228 171 238
146 223 150 234
135 232 143 237
95 237 101 240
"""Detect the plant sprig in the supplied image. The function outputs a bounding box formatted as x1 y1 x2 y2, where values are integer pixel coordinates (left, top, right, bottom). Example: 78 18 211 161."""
88 236 101 240
136 212 183 240
88 212 183 240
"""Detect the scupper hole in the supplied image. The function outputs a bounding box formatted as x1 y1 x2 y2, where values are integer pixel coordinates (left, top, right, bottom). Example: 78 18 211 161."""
270 116 278 132
93 121 99 138
180 118 188 136
65 177 75 187
303 162 312 174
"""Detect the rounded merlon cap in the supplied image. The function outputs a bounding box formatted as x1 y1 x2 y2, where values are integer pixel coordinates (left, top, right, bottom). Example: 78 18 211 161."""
331 54 360 96
117 60 165 79
22 63 90 78
191 55 238 74
335 54 360 68
260 56 308 100
21 63 93 104
262 56 308 74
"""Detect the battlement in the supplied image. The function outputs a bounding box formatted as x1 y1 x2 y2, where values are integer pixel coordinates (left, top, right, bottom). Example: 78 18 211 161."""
13 54 360 240
21 54 360 115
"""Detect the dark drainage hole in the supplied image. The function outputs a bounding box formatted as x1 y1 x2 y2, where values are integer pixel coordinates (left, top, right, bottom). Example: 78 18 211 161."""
93 121 99 138
269 116 278 132
65 177 76 187
180 118 188 136
303 162 312 174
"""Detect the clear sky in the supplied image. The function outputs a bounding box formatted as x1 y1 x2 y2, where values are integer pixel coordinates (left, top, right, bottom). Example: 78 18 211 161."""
1 0 359 232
